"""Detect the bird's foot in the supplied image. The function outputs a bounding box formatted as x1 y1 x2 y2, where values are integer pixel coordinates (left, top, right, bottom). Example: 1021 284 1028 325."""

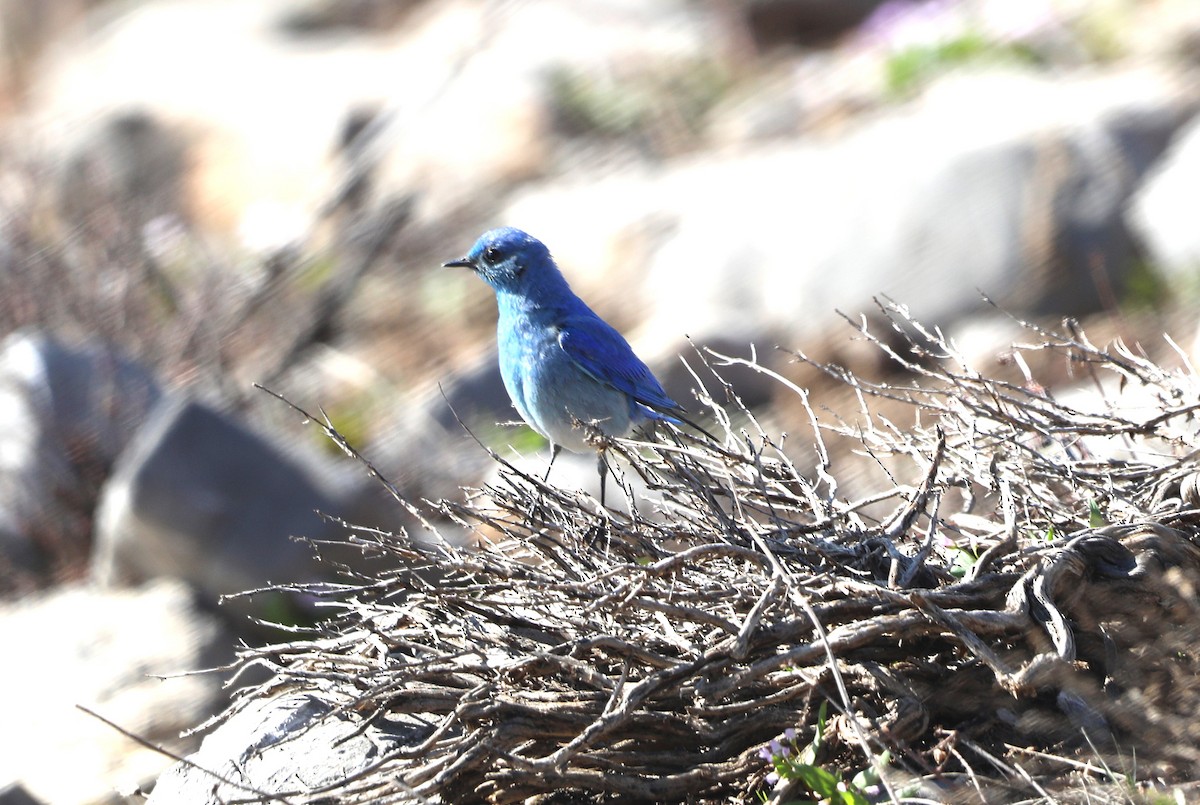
582 517 611 552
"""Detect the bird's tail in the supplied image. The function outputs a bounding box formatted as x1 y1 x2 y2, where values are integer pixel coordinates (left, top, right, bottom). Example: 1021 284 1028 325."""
637 404 718 443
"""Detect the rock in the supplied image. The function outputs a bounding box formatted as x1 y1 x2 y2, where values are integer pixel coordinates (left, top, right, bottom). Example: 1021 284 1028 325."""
0 579 231 805
276 0 427 34
0 507 38 584
744 0 889 49
0 783 42 805
92 395 339 604
706 52 882 147
352 0 712 222
0 330 161 584
27 0 395 245
1127 115 1200 285
507 67 1198 354
26 0 713 243
359 47 553 222
502 179 679 308
148 692 432 804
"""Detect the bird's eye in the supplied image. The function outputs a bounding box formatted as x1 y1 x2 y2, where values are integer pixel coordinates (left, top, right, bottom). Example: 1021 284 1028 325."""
483 246 501 262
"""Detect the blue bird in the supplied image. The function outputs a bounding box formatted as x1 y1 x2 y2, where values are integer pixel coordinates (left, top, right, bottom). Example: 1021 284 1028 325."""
445 227 683 505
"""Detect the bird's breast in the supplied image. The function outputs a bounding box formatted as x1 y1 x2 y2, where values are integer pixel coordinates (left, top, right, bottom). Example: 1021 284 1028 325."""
495 310 632 451
497 311 556 407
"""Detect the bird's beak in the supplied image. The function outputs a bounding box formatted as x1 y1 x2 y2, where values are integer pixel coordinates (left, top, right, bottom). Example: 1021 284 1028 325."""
443 256 474 269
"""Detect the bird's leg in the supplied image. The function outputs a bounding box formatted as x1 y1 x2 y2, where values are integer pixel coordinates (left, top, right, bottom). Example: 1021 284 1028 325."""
581 451 614 551
525 443 561 526
543 443 562 483
596 452 609 509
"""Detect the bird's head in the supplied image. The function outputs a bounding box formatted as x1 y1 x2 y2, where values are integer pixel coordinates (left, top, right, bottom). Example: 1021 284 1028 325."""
443 227 562 296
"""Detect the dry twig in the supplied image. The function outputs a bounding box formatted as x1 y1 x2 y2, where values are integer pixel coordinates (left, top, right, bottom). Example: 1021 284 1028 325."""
207 307 1200 803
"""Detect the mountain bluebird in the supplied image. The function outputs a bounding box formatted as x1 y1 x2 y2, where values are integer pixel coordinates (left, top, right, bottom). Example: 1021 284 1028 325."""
445 227 683 505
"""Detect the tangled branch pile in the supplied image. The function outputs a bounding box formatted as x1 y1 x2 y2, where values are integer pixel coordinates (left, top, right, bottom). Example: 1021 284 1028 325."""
215 309 1200 803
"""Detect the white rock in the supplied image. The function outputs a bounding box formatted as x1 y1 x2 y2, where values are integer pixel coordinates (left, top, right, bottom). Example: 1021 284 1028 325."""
1127 115 1200 282
0 580 229 805
504 68 1195 350
24 0 714 240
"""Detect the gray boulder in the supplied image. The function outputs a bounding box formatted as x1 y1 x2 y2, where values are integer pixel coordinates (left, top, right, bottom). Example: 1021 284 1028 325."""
0 784 41 805
0 330 161 579
148 692 431 804
92 395 339 603
744 0 889 48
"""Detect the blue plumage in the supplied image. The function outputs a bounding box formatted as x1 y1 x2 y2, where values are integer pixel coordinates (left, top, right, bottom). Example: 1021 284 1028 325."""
445 227 681 502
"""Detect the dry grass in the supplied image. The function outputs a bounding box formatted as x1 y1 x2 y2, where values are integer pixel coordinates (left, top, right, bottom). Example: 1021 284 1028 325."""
211 304 1200 803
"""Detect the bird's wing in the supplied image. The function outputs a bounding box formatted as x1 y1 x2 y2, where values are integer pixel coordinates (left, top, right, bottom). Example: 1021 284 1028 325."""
557 314 682 414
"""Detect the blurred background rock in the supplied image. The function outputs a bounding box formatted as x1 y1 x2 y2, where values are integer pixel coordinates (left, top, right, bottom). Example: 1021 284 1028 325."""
0 0 1198 801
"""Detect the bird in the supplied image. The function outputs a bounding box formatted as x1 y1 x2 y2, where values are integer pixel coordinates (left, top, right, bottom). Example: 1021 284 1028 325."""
444 226 684 506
